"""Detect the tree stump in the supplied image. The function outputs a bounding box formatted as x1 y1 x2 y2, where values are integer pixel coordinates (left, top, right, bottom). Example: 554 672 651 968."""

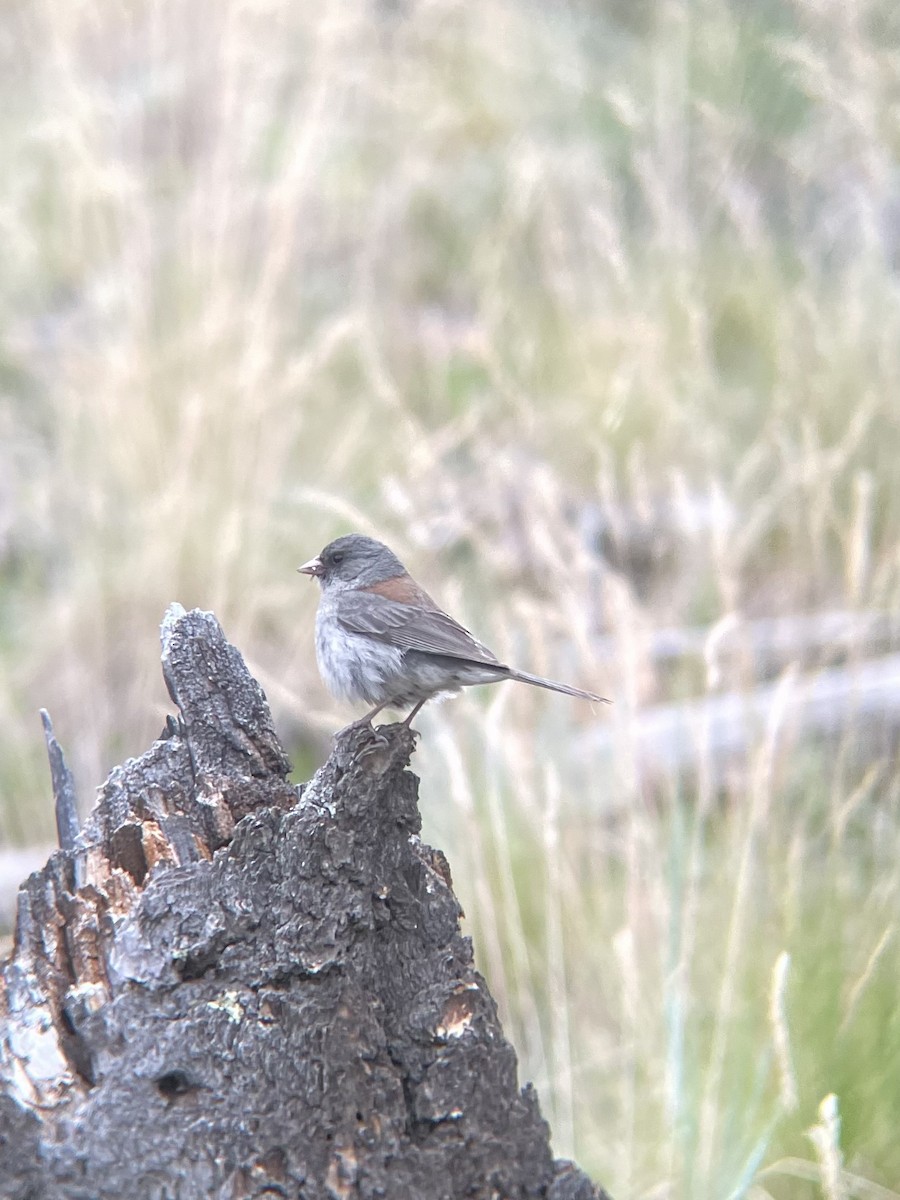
0 606 609 1200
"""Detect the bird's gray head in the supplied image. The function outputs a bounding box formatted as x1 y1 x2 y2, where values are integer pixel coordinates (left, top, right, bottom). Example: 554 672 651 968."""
298 534 407 591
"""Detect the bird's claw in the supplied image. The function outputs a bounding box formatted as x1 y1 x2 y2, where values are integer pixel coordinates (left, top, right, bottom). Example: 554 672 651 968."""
358 727 392 757
339 716 379 734
335 717 391 756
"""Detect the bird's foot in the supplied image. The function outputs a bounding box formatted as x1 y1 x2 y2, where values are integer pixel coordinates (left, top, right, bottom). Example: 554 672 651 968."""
335 716 391 756
369 717 423 743
338 715 380 734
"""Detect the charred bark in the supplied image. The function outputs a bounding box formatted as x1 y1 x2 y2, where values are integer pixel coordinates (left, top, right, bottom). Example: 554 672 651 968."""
0 605 609 1200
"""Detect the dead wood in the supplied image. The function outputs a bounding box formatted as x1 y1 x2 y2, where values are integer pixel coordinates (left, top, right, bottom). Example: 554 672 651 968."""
0 605 609 1200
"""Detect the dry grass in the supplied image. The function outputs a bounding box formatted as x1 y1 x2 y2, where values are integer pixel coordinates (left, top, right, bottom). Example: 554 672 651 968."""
2 0 900 1195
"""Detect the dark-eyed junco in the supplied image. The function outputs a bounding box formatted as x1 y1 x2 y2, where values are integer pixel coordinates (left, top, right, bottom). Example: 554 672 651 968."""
298 534 609 727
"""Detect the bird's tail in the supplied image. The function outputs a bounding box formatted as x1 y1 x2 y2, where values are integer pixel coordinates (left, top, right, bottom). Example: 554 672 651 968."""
506 669 610 705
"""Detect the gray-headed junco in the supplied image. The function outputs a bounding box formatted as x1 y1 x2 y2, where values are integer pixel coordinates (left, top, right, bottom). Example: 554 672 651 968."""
298 534 609 727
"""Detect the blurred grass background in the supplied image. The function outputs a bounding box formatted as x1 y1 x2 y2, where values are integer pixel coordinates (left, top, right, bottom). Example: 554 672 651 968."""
2 0 900 1196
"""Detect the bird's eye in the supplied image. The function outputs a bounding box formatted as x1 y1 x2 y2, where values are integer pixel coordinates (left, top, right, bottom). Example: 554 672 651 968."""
331 551 344 565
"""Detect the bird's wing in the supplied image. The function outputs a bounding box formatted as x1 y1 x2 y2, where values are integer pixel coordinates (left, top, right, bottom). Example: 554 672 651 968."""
336 592 503 667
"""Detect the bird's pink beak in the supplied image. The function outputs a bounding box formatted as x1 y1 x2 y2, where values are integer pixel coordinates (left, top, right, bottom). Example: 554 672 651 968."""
297 556 324 578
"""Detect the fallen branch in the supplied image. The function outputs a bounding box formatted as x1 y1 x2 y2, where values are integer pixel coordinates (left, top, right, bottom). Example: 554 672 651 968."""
586 654 900 791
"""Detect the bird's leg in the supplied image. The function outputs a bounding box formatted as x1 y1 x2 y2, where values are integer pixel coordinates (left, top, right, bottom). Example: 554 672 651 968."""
340 697 426 748
349 700 392 728
401 698 429 729
336 700 392 743
344 698 404 757
361 701 389 725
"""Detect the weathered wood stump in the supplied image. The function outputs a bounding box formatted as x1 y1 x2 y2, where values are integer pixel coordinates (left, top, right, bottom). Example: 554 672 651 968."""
0 606 609 1200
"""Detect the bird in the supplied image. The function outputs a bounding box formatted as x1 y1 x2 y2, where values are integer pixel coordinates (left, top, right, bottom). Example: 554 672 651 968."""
298 533 609 728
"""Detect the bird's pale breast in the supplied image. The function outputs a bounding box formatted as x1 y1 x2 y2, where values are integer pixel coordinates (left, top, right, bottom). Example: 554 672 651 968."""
315 598 404 706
